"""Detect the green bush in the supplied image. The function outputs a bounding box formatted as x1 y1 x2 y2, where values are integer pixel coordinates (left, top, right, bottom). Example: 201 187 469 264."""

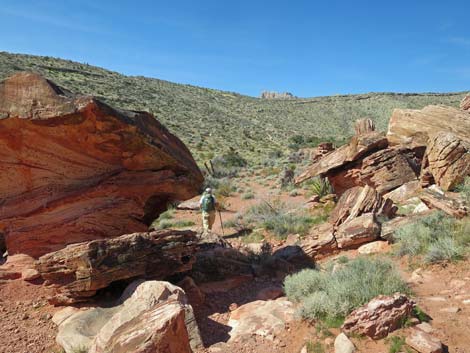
456 176 470 203
227 200 326 238
284 257 409 321
304 177 333 198
241 191 255 200
387 336 406 353
394 212 468 263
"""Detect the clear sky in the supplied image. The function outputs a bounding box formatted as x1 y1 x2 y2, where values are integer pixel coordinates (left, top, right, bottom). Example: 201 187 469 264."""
1 0 470 97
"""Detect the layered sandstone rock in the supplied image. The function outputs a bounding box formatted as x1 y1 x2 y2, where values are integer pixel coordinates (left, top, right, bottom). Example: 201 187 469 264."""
329 185 395 227
420 132 470 191
342 293 415 339
387 105 470 147
36 229 197 304
327 147 420 195
295 132 388 184
0 72 203 258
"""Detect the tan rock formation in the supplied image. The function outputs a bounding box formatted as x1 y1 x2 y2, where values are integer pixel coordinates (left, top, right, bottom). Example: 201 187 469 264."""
0 72 203 258
329 185 395 227
335 213 381 249
36 229 197 304
354 118 375 135
420 132 470 190
342 293 415 339
387 105 470 147
461 94 470 111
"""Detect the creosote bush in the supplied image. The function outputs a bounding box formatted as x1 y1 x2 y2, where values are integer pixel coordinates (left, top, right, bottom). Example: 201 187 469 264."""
284 257 409 322
393 212 469 263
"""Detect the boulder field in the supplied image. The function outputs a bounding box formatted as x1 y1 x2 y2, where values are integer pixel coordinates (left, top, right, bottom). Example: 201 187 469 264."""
0 72 203 258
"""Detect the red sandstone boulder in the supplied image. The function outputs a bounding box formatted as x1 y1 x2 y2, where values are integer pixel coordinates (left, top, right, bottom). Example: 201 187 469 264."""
342 293 415 339
420 132 470 191
0 72 203 258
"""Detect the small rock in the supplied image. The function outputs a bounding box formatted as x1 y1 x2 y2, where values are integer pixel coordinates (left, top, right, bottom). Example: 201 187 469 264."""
406 328 443 353
324 337 334 346
21 313 29 320
462 299 470 305
439 307 461 314
416 322 434 334
300 345 308 353
357 241 389 255
256 287 284 301
334 333 355 353
21 268 40 281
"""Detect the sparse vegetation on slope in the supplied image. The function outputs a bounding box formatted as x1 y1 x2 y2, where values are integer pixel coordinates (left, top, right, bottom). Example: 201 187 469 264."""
0 51 466 163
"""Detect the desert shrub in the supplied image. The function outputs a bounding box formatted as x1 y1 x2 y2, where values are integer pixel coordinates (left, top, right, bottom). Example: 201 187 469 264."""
223 200 324 237
154 219 195 230
304 177 333 198
456 176 470 203
284 257 408 321
386 336 406 353
289 189 300 197
394 212 468 263
306 341 325 353
241 191 255 200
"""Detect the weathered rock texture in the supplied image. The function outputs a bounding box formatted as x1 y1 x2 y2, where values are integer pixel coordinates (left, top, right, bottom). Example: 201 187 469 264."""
329 185 395 227
387 105 470 147
295 132 388 185
418 187 468 218
300 186 393 258
327 147 420 195
227 298 295 342
0 72 203 258
460 94 470 111
342 293 415 339
36 229 197 304
57 280 198 353
420 132 470 191
406 328 443 353
354 118 375 135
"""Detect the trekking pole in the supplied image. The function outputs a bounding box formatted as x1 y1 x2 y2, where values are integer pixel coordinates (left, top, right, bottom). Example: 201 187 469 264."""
218 210 225 237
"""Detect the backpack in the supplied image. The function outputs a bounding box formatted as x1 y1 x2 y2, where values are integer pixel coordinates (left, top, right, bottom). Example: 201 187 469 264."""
201 194 215 212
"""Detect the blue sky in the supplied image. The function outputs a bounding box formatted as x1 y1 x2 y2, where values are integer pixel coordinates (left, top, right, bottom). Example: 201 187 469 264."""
1 0 470 97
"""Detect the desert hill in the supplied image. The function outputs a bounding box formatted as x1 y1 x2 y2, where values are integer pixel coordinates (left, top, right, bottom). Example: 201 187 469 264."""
0 51 466 163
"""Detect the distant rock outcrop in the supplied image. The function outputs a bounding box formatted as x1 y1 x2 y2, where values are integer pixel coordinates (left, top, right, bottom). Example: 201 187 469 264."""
0 72 203 258
260 91 297 99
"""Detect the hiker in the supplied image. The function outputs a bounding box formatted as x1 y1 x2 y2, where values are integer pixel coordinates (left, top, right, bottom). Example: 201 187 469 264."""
199 188 217 233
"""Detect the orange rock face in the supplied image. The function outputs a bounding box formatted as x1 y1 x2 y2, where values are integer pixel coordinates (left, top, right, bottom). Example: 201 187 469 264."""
0 72 203 258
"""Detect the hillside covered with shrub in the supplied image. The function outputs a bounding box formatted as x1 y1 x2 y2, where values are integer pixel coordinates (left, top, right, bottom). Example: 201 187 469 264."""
0 51 466 163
